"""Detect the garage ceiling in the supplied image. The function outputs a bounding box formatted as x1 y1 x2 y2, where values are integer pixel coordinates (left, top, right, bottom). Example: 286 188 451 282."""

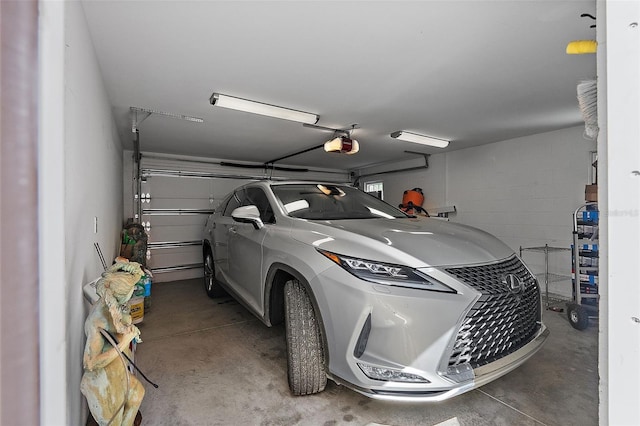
82 0 597 171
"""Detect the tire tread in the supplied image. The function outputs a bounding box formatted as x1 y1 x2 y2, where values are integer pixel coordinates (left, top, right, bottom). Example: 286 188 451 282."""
284 279 326 395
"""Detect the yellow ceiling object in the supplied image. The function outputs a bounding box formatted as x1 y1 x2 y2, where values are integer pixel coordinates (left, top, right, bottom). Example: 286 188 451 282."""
566 40 597 54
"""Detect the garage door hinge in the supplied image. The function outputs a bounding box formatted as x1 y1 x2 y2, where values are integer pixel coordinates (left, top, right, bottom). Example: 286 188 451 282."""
134 193 151 203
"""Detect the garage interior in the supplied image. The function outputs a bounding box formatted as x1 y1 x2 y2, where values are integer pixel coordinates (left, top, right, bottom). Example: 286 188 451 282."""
134 277 597 425
1 0 639 425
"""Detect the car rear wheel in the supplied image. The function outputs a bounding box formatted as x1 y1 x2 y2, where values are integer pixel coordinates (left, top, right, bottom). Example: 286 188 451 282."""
203 249 224 298
284 279 327 395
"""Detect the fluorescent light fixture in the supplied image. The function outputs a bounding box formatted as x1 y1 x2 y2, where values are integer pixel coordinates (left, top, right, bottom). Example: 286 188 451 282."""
210 93 319 124
324 136 359 154
390 131 449 148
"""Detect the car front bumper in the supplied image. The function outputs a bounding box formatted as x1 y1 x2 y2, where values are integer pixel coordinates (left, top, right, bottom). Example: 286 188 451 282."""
342 324 549 402
311 263 549 402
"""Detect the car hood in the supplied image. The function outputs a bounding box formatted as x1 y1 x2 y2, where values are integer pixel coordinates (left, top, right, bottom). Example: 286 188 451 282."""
292 217 514 268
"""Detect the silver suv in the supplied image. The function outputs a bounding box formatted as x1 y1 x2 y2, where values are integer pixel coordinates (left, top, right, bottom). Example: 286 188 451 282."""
202 181 548 401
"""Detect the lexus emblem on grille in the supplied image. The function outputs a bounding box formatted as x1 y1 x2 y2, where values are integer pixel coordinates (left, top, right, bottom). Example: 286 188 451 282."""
503 273 524 293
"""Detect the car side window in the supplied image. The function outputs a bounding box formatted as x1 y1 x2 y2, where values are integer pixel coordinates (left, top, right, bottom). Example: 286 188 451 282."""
244 187 275 224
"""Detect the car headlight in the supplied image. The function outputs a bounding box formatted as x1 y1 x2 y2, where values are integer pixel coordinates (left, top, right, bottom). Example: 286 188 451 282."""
318 250 456 293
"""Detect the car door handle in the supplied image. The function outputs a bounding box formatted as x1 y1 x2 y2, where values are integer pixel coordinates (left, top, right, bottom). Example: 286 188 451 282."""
229 227 237 234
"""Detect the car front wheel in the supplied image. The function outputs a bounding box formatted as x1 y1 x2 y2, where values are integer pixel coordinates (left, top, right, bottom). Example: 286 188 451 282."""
203 248 224 298
284 279 327 395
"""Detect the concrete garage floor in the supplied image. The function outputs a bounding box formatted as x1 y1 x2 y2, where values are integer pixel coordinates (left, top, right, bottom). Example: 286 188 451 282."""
134 278 598 426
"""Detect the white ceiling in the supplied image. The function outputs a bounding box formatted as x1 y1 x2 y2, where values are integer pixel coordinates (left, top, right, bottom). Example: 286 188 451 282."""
82 0 597 171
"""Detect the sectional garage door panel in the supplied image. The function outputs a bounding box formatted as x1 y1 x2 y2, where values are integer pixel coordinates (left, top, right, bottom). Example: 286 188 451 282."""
141 177 242 210
136 154 349 282
143 175 211 199
141 175 246 282
143 197 213 212
144 222 206 243
148 247 202 270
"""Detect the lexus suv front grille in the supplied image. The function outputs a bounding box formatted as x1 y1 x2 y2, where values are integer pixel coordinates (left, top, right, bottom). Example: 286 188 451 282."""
444 255 541 368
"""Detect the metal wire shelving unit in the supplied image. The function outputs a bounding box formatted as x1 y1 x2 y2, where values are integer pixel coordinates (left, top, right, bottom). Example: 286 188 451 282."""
519 244 572 311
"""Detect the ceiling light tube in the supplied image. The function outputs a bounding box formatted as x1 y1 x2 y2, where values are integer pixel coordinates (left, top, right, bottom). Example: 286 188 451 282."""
390 131 449 148
210 93 319 124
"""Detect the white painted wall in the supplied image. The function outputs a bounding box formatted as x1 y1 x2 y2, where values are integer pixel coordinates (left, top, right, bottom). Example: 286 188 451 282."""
362 154 447 212
447 127 594 248
361 126 595 297
449 127 595 297
596 2 609 422
601 1 640 424
38 1 67 423
39 2 124 424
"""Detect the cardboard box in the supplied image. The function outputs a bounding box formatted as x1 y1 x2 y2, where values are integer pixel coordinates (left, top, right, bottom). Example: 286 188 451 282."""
585 184 598 202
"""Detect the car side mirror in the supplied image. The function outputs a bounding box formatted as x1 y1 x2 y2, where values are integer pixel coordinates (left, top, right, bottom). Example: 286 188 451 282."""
231 205 264 230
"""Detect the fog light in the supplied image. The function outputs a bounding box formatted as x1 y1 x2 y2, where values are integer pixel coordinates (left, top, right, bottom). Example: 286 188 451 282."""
357 363 430 383
444 362 474 383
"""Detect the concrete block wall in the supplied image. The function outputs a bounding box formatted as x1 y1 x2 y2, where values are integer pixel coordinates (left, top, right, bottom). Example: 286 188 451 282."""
363 154 448 212
448 127 595 296
360 126 596 296
447 126 595 249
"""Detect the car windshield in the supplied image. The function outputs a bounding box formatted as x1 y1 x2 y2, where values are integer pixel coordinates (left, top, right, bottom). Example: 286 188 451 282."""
271 184 409 220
